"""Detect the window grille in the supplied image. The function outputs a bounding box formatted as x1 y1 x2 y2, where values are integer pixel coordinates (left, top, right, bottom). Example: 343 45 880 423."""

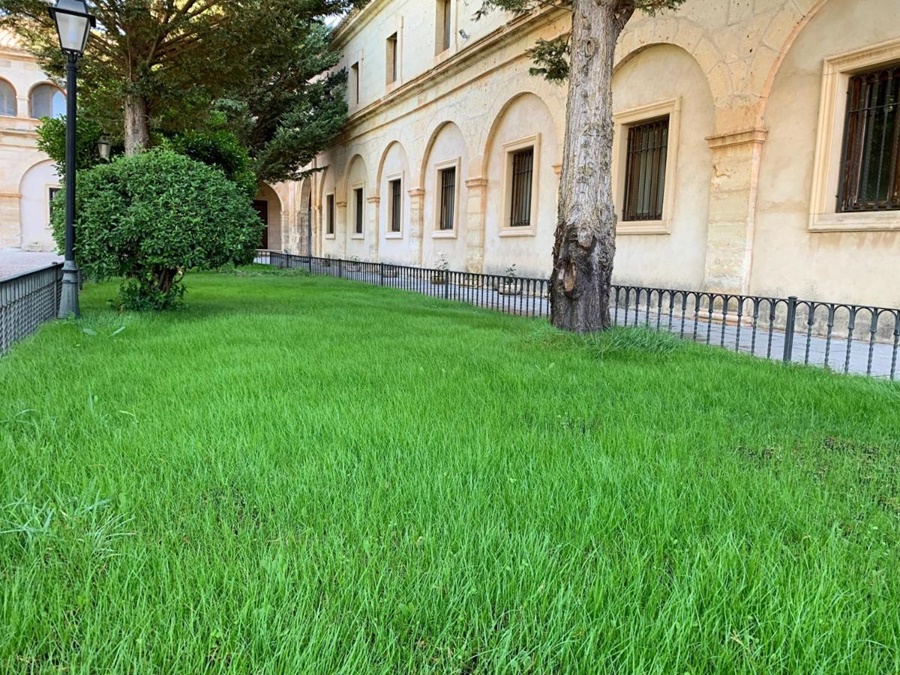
509 148 534 228
390 179 402 232
354 188 364 234
838 66 900 212
439 167 456 230
326 194 335 235
623 116 669 222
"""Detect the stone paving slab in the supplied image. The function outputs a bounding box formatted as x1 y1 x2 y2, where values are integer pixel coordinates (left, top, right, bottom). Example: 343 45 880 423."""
0 251 62 280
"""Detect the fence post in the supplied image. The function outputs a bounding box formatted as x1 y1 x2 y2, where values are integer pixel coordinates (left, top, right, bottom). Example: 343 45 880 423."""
338 259 343 278
380 262 384 286
309 255 313 273
783 296 798 363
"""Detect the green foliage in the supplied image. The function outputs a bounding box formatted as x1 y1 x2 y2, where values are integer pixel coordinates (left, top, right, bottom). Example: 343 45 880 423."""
167 128 257 198
476 0 688 80
51 151 263 310
218 14 350 183
35 115 119 174
0 0 358 164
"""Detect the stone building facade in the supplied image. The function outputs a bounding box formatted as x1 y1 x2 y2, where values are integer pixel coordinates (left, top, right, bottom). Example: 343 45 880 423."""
0 29 64 252
268 0 899 308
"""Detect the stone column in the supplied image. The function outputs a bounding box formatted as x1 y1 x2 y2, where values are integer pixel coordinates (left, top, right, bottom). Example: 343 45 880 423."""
408 188 425 266
464 177 488 273
336 201 347 257
703 129 767 294
367 195 380 260
0 193 20 249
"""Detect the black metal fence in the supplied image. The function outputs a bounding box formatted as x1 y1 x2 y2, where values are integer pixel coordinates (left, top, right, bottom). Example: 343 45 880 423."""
0 264 62 355
258 251 900 381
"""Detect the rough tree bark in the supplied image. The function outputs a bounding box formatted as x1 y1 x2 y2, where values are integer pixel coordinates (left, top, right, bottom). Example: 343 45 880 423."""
124 93 150 155
550 0 633 332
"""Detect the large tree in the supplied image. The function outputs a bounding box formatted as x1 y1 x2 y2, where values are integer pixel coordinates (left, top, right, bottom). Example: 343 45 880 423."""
479 0 684 332
0 0 360 162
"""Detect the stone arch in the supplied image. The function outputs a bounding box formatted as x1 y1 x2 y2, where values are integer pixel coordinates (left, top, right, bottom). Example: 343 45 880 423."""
376 140 407 188
611 42 717 290
418 122 467 190
376 141 410 245
345 153 369 197
480 91 559 178
616 17 731 103
27 82 65 119
298 178 313 255
254 183 283 251
420 121 469 271
0 77 17 117
752 0 830 127
480 91 560 277
18 158 60 252
344 154 370 256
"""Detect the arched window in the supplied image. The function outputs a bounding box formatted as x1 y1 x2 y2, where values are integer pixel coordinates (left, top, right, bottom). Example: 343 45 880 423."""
29 84 65 119
0 79 16 117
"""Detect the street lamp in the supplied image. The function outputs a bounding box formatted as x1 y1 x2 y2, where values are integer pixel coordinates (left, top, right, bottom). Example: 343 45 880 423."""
96 137 110 161
48 0 95 319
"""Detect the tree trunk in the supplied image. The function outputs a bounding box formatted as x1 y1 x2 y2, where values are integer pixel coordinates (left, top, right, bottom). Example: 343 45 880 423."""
550 0 631 333
124 93 150 155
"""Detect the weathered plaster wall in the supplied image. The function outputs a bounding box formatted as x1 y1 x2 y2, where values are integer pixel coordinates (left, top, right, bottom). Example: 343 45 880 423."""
612 44 715 289
752 0 900 306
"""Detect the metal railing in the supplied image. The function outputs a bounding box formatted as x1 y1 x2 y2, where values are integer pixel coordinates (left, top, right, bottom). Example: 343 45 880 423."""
257 251 900 380
0 264 63 355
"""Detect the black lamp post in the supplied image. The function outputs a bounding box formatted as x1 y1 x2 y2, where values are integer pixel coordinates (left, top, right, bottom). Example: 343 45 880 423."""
49 0 95 319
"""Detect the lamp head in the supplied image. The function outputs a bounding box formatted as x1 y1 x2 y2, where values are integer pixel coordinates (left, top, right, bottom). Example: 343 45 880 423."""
48 0 96 56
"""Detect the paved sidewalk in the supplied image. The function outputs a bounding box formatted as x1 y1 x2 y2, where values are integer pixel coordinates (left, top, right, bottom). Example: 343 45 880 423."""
0 251 62 280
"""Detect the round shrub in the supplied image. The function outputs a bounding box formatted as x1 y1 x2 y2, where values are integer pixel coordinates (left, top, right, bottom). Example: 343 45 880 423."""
52 150 263 310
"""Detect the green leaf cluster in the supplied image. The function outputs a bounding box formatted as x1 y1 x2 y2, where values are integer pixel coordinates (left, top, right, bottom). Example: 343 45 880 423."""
35 115 114 175
51 150 264 310
476 0 687 80
1 0 361 182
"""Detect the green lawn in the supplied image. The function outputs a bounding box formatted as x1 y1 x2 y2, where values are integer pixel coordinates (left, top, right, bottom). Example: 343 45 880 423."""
1 270 898 673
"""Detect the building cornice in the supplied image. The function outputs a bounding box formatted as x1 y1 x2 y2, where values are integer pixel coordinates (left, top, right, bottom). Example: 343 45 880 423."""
339 6 567 136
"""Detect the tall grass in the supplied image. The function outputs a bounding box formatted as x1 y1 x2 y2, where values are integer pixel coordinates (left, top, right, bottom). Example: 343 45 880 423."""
1 271 897 673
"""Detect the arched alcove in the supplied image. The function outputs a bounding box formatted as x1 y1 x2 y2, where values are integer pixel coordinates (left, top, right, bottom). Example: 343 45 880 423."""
254 183 283 251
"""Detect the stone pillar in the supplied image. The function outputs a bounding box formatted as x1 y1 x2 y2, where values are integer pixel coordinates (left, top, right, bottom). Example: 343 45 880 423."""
464 177 488 273
0 193 20 249
367 195 380 260
336 201 347 257
703 129 767 294
408 188 425 266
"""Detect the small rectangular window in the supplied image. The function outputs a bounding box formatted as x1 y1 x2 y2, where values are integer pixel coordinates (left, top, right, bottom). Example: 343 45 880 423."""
354 187 364 234
439 167 456 230
326 194 335 235
436 0 452 54
389 179 402 233
509 148 534 228
349 62 360 106
838 66 900 212
623 116 669 221
386 33 398 86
